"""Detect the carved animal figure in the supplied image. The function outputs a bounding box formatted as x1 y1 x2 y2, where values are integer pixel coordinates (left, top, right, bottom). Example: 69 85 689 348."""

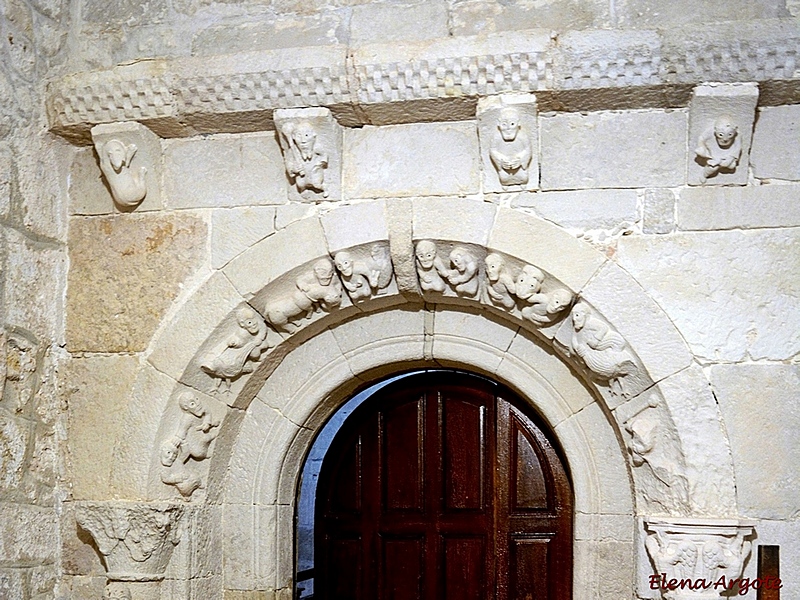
694 115 742 182
98 139 147 208
489 107 533 187
513 264 544 300
200 306 269 393
570 302 637 397
414 240 448 293
278 120 329 197
369 244 394 290
444 246 479 298
483 253 516 309
265 259 342 333
160 392 221 497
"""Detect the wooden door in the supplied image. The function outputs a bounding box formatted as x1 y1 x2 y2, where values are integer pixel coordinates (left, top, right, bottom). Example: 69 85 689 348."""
316 371 572 600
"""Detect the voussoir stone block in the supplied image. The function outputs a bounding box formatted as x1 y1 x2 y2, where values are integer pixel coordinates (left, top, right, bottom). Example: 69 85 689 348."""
223 217 328 298
66 212 207 353
711 363 800 520
412 197 497 247
343 122 481 199
678 184 800 230
488 207 606 291
511 189 638 231
580 261 692 383
616 229 800 362
750 104 800 181
164 133 288 209
320 200 389 253
540 109 686 190
211 206 276 269
431 307 517 373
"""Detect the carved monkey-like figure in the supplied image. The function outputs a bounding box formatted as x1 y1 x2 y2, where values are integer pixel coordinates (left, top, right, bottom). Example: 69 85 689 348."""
278 121 329 197
489 107 533 187
694 115 742 182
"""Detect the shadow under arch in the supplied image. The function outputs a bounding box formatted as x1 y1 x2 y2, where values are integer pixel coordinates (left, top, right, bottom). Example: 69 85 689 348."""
294 366 576 599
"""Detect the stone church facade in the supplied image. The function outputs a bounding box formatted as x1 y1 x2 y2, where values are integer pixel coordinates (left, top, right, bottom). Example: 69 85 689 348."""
1 0 799 598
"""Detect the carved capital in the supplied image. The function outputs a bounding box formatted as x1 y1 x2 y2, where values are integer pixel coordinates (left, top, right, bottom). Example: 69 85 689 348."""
644 518 755 600
75 501 184 581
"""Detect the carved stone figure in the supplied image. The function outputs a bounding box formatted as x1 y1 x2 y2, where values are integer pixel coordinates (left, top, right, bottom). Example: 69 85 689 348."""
200 306 269 393
414 240 448 293
483 253 516 309
513 264 544 300
489 107 533 187
99 139 148 208
694 115 742 183
570 302 637 397
443 246 480 298
369 243 394 290
518 288 573 326
265 259 342 333
278 120 329 197
644 520 754 599
160 392 221 498
1 332 38 411
333 250 385 302
75 502 184 580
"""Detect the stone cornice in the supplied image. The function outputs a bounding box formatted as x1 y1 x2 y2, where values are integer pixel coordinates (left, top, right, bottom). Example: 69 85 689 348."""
46 22 800 143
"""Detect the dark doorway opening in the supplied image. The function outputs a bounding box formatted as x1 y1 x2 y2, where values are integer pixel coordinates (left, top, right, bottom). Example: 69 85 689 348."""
296 370 573 599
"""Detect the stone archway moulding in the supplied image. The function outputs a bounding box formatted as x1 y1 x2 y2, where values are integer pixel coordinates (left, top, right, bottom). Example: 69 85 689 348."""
80 199 744 598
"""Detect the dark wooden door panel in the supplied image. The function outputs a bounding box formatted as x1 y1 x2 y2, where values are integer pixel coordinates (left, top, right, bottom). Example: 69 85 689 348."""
316 372 573 600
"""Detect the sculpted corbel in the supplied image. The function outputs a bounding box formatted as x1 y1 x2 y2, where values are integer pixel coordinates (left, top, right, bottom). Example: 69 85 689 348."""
265 258 342 333
274 107 342 202
75 501 184 581
90 122 162 211
200 306 270 394
694 115 741 183
569 302 637 398
160 392 222 498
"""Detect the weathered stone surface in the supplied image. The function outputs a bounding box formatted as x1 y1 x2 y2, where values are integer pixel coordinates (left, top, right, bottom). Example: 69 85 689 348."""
687 83 758 186
449 0 606 35
512 189 638 230
164 134 287 209
0 502 57 564
678 184 800 230
413 197 497 247
81 0 168 29
751 104 800 181
66 212 207 352
4 228 66 343
69 146 114 215
616 0 787 28
540 109 686 190
711 363 800 520
65 355 139 500
431 307 516 373
0 410 30 494
343 122 481 198
641 188 675 234
351 0 449 44
211 206 276 269
616 229 800 362
321 201 388 253
0 145 10 220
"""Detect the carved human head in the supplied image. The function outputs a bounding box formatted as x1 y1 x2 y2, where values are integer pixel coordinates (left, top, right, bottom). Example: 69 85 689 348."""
497 107 522 142
547 289 573 315
333 251 354 277
313 259 335 285
713 116 738 148
415 240 438 269
449 247 472 271
514 265 544 299
236 306 262 335
292 121 317 150
160 437 181 467
571 302 589 330
485 253 505 282
104 139 133 172
178 392 205 419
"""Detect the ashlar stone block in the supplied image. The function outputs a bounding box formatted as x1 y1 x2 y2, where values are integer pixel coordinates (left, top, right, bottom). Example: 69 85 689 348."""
678 184 800 230
540 109 686 190
91 122 163 212
751 104 800 181
273 107 342 203
688 83 759 186
477 93 539 193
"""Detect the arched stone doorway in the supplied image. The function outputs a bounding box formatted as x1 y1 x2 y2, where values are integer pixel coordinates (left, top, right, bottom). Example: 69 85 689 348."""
308 369 573 600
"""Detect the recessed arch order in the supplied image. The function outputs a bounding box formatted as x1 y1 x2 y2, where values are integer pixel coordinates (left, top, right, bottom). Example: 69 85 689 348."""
107 197 738 597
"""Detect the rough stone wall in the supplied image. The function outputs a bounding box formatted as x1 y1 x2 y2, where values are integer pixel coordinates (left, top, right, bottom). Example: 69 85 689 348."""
0 0 71 598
